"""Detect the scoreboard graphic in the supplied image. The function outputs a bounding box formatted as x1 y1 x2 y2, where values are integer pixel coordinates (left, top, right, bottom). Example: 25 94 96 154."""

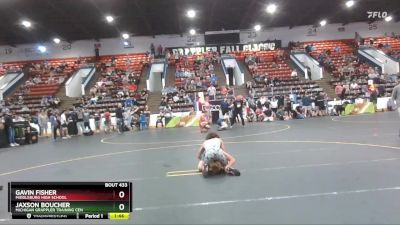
8 182 132 220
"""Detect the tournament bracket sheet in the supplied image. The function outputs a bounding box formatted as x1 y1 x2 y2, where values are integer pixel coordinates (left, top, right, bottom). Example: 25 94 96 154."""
8 182 132 220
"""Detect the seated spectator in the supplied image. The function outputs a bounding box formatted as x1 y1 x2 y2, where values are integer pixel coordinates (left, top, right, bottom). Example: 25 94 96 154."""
335 84 344 98
58 77 65 84
263 107 275 122
54 97 60 106
293 106 305 119
291 69 298 78
210 74 218 86
17 96 24 105
350 81 359 90
141 88 149 100
255 107 264 122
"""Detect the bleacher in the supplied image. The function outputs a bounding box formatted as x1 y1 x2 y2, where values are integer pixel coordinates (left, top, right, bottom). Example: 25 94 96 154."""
238 49 324 99
371 37 400 51
99 53 148 80
302 40 378 99
251 77 323 98
371 37 400 60
76 53 149 114
235 50 291 78
1 57 95 116
13 57 94 97
305 40 355 75
6 96 58 116
161 52 223 112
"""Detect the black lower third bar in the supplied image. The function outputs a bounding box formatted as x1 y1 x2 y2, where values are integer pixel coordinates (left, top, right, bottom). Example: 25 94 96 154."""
12 213 109 219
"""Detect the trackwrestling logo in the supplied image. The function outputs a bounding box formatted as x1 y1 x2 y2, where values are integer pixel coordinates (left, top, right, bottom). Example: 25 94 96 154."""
367 11 388 19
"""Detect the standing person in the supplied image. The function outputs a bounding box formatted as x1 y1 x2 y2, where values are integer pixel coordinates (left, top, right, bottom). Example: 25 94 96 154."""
60 110 70 139
103 109 111 134
221 98 230 116
302 94 312 118
315 92 326 116
38 110 49 137
230 96 245 127
207 85 217 100
115 104 124 133
150 43 155 56
94 110 101 133
270 96 278 113
49 112 60 141
139 112 147 131
391 82 400 136
4 112 19 147
83 109 91 132
68 108 78 136
76 108 85 135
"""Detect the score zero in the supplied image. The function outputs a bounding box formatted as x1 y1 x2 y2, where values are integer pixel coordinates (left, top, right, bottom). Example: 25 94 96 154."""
105 183 128 187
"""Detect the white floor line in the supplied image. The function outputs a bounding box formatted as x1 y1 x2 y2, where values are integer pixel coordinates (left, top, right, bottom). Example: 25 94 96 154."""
246 157 400 173
117 157 400 181
246 148 332 156
133 186 400 211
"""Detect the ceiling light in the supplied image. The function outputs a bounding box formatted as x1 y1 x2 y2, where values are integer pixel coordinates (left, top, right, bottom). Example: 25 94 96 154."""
122 33 129 39
254 24 261 31
189 29 196 35
345 0 355 8
105 15 114 23
385 16 393 22
123 41 129 46
266 4 277 14
37 45 46 53
21 20 31 28
320 19 327 26
187 9 196 18
53 38 61 44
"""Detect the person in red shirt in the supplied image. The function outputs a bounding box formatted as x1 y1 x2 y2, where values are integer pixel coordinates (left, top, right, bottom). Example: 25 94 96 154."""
199 111 210 133
335 84 344 99
103 109 111 133
255 107 265 122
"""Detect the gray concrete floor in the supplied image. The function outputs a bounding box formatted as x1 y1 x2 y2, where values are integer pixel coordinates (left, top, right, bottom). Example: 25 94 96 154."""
1 112 400 224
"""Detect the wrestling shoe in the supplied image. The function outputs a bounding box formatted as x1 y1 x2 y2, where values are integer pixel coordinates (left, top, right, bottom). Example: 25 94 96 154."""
226 167 241 176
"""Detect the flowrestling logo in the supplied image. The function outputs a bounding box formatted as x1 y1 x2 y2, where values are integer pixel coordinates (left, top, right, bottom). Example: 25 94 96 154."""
367 11 388 19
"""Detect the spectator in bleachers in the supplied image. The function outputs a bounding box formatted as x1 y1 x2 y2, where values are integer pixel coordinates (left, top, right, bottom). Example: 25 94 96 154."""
334 46 341 52
140 88 149 100
150 44 155 55
350 81 359 90
207 85 217 100
157 45 163 57
291 69 298 78
335 84 343 99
